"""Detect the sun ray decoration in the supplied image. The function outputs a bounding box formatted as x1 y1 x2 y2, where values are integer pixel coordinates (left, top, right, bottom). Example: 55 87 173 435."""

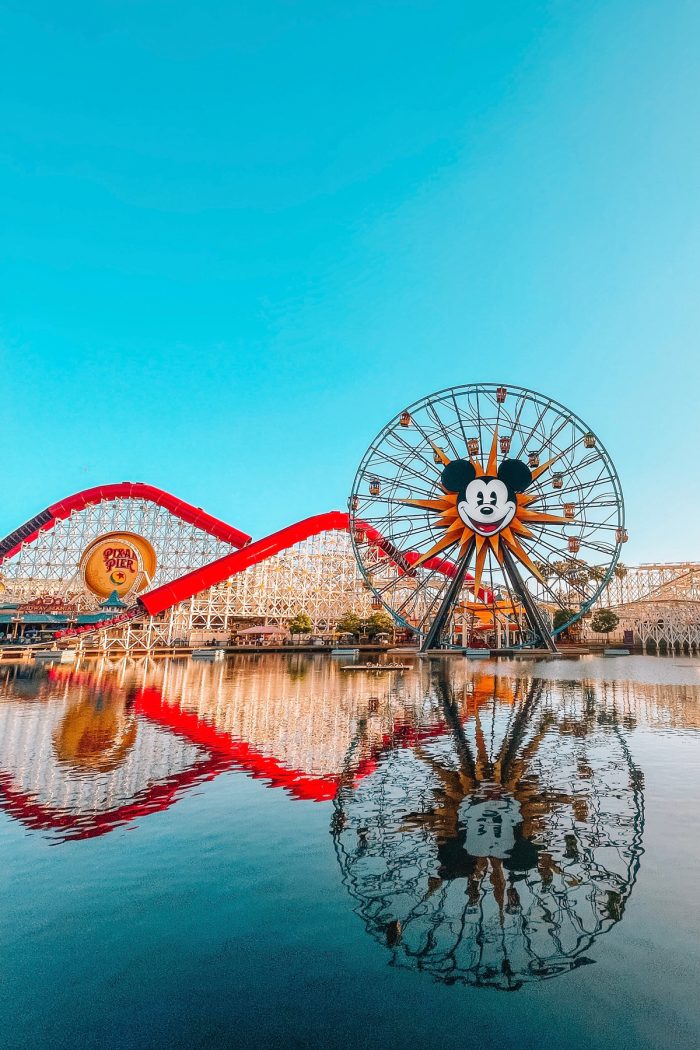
349 383 626 651
406 427 569 589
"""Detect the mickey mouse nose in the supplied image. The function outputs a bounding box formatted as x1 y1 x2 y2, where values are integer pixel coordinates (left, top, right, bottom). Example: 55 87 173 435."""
481 507 494 516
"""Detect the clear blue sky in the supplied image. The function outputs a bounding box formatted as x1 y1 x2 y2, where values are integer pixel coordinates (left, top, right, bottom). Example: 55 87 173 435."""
2 1 699 562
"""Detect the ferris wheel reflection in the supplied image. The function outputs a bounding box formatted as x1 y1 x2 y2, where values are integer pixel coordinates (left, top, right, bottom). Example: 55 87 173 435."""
332 665 645 990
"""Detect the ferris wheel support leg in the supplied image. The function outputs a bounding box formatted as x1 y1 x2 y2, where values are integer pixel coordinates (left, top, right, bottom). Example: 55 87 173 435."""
419 538 476 653
432 670 477 779
500 546 557 652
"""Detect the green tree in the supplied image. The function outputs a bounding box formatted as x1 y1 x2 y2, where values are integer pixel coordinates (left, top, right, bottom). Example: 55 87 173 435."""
363 611 395 640
336 612 362 638
553 607 576 632
288 612 313 642
590 608 619 635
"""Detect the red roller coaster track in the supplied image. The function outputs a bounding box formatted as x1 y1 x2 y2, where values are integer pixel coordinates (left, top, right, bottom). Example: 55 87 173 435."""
138 511 490 618
0 482 251 566
0 484 491 638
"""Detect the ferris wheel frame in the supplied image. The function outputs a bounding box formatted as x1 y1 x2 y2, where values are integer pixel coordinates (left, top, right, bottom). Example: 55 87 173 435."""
349 381 626 649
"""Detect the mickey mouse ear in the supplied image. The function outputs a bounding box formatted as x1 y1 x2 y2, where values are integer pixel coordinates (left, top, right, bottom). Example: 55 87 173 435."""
441 459 476 492
497 459 532 492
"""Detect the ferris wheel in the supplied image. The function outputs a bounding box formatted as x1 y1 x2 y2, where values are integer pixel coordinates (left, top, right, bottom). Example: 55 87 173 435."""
349 383 626 651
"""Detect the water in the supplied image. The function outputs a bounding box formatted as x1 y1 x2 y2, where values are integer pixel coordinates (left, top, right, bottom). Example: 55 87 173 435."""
1 653 699 1049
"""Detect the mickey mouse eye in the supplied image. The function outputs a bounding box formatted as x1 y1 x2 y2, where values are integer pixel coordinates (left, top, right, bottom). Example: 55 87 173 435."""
476 491 484 506
490 492 498 505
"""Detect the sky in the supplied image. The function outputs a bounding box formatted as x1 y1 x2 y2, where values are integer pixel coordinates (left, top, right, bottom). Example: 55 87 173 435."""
2 1 699 563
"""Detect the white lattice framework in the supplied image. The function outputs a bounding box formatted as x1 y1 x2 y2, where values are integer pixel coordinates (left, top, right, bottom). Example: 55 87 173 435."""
0 498 236 610
171 529 373 633
5 506 700 653
0 695 207 816
76 530 412 652
75 549 700 654
588 562 700 650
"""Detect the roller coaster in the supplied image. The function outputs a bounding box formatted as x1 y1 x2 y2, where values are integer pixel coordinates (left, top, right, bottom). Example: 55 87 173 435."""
0 481 485 652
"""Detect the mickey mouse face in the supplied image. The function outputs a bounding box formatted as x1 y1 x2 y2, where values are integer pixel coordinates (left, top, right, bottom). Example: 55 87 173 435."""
460 476 518 535
441 457 533 538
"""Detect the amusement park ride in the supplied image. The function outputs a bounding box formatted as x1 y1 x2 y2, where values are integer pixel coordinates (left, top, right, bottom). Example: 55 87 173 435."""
350 383 626 652
0 380 694 653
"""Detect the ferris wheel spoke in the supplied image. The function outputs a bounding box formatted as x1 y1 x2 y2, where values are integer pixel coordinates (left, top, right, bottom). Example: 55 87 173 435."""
576 538 616 558
532 569 586 613
392 569 447 624
516 532 596 589
367 452 442 494
376 497 442 512
446 389 470 452
578 520 621 535
512 398 553 460
423 403 462 460
473 388 486 460
503 392 528 449
528 474 613 504
362 457 439 492
381 427 445 480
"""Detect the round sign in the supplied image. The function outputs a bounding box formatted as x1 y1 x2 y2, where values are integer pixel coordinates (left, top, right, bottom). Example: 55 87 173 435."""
80 532 156 600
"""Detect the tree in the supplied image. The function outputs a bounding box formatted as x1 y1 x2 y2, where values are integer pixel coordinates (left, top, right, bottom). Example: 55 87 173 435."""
288 612 313 642
553 608 576 632
363 611 395 640
336 612 362 638
590 608 619 636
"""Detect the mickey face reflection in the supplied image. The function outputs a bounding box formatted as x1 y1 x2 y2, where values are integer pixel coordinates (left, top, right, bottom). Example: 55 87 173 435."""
441 458 532 537
332 674 645 990
460 794 521 860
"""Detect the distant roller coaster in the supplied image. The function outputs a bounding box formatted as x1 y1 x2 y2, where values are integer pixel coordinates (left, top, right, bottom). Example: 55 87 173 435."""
0 483 456 650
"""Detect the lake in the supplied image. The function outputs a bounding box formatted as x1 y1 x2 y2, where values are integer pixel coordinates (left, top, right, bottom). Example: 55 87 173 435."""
1 653 699 1049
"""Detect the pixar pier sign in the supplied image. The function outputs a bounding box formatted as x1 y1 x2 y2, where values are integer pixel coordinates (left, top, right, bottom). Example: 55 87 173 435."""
79 531 157 600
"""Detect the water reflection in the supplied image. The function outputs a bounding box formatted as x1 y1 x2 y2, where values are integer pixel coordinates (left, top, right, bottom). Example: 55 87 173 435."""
333 665 646 990
0 653 697 994
0 656 407 840
54 681 138 774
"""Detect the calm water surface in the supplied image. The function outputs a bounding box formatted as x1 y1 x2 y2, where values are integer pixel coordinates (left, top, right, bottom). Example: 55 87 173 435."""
1 653 699 1049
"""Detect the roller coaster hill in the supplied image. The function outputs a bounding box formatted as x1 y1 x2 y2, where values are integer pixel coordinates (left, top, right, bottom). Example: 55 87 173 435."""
0 478 697 655
0 482 403 653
